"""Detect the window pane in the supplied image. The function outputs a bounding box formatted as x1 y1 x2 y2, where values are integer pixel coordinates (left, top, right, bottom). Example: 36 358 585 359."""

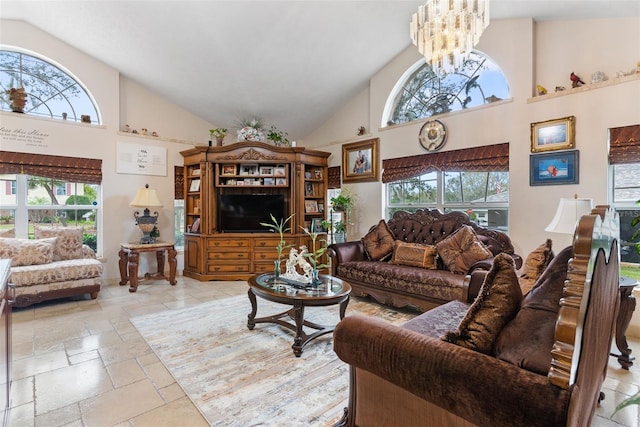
619 209 640 264
614 164 640 203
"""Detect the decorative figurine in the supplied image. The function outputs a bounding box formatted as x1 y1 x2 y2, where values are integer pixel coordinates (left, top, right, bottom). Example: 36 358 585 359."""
151 131 159 137
357 126 366 136
590 71 607 84
536 85 547 95
555 86 566 92
141 128 148 135
124 124 131 132
282 247 314 283
570 72 585 88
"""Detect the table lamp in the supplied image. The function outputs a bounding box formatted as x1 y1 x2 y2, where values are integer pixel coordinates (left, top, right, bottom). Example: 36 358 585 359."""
130 184 163 244
545 194 594 235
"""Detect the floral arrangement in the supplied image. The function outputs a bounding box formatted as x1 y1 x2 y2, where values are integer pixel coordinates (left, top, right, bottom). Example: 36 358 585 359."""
237 119 265 142
266 125 290 146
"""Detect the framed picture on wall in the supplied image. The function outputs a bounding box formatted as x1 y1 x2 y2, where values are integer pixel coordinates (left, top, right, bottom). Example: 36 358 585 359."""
530 150 579 186
530 116 575 153
342 138 379 183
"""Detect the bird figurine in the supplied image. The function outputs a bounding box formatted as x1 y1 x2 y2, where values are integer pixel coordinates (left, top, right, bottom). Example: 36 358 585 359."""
570 72 585 88
536 85 547 95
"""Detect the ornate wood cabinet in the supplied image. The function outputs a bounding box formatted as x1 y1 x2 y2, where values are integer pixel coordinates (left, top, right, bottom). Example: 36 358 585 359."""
180 142 330 281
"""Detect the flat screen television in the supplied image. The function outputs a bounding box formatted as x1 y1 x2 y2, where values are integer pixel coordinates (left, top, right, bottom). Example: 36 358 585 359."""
218 194 285 233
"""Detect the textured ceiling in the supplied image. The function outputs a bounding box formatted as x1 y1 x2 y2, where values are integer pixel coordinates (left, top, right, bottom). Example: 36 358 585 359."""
1 1 639 141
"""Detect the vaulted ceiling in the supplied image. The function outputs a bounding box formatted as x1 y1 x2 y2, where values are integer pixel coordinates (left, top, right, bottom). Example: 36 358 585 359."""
2 1 638 140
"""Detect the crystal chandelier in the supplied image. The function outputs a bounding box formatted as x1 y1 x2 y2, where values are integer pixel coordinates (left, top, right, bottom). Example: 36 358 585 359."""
410 0 490 75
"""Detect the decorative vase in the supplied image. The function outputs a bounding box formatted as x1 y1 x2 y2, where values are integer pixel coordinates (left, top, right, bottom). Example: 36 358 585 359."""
216 136 224 146
311 269 320 286
7 87 27 113
274 260 281 279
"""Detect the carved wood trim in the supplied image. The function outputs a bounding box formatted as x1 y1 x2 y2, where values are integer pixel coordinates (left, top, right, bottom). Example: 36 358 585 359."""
216 148 287 161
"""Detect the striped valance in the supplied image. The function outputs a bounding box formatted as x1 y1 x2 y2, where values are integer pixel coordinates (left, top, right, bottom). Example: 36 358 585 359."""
0 151 102 184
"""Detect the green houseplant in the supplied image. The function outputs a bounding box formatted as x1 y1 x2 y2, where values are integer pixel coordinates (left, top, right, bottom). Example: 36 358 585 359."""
330 190 354 212
209 128 228 146
266 125 290 147
333 220 346 243
300 226 329 284
260 213 294 278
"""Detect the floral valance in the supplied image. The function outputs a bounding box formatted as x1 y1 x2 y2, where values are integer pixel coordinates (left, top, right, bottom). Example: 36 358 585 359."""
0 151 102 184
382 143 509 183
609 124 640 164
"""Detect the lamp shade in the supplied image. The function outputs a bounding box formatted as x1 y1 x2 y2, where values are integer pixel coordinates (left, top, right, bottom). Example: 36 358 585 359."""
130 185 163 208
545 197 594 234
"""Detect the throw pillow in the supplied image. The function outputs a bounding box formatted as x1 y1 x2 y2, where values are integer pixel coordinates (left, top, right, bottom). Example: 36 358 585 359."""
442 253 522 354
390 241 437 269
435 225 492 274
518 239 553 295
0 228 15 238
361 219 395 261
0 237 57 266
34 226 84 261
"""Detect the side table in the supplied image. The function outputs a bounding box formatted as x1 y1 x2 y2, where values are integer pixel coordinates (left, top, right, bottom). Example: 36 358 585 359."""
118 242 177 293
612 276 638 369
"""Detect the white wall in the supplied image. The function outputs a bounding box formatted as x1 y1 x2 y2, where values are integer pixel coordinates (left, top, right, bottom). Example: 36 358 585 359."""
0 20 216 279
303 17 640 257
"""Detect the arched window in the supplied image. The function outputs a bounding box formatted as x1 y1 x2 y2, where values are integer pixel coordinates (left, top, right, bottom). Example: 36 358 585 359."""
0 49 100 123
384 51 509 126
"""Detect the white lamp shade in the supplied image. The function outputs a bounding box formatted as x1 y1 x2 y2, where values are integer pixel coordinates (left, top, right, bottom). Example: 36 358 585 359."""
130 186 163 208
545 198 594 234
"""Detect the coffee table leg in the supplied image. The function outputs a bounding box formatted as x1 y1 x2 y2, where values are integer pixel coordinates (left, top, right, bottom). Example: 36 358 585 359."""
292 302 305 357
247 289 257 330
339 295 350 319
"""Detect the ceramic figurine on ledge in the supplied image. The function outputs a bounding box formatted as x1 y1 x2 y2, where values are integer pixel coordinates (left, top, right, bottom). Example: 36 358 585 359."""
570 72 585 88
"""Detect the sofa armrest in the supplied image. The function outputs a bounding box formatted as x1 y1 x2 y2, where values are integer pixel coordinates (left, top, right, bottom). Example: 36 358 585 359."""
81 244 97 259
334 315 570 427
327 241 366 276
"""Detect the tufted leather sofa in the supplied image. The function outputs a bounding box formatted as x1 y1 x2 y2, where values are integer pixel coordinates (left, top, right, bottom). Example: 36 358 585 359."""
328 209 521 312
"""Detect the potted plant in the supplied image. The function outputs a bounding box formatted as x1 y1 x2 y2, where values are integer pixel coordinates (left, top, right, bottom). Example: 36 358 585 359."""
300 226 329 284
260 213 294 278
209 128 228 146
266 125 290 147
330 190 354 212
333 221 346 243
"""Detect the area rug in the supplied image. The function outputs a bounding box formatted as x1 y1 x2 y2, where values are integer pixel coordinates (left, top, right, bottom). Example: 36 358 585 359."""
131 294 415 427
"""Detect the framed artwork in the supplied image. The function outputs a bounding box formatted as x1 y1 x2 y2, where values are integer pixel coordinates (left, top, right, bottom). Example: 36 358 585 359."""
342 138 379 183
221 164 237 175
318 202 324 213
311 218 326 233
189 179 200 192
274 165 286 176
530 116 575 153
314 169 322 179
259 166 273 175
305 182 314 196
190 218 200 233
530 150 579 186
191 168 201 176
276 178 287 186
263 177 274 186
304 200 318 213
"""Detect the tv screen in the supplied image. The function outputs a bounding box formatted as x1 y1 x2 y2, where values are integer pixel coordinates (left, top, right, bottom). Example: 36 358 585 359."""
218 194 285 233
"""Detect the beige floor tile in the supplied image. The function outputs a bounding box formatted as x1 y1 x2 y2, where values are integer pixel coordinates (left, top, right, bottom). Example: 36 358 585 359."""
11 375 34 408
34 402 81 427
97 340 153 366
137 352 160 367
65 330 123 356
129 396 209 427
13 350 68 380
143 361 175 389
107 358 147 388
79 379 164 426
158 382 185 403
35 358 113 414
9 401 35 427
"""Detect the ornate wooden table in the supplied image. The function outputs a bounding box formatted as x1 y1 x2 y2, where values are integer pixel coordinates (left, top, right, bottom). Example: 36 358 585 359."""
247 273 351 357
612 276 638 369
118 241 177 292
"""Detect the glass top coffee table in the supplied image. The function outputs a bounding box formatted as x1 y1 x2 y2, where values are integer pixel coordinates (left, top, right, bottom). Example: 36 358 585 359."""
247 273 352 357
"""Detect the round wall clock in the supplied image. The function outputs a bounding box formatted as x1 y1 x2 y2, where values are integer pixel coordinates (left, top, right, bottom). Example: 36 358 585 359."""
419 119 447 151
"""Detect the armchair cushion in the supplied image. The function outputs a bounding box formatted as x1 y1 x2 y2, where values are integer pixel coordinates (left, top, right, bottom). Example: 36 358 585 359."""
0 237 57 266
362 219 395 261
518 239 553 295
391 241 437 269
35 226 84 261
436 225 492 274
443 253 522 354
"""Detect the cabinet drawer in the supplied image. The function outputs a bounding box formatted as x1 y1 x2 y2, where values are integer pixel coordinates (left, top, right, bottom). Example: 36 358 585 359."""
253 238 296 250
254 263 277 273
206 263 251 273
253 250 279 261
207 238 251 249
208 252 250 261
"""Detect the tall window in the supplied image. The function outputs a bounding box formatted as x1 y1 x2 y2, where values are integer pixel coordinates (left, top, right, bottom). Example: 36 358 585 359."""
0 50 100 123
384 51 509 126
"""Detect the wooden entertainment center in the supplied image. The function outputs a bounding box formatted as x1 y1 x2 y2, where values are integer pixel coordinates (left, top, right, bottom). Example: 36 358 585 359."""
180 142 330 281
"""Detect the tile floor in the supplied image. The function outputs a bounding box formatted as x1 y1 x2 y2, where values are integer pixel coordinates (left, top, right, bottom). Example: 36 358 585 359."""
7 275 640 426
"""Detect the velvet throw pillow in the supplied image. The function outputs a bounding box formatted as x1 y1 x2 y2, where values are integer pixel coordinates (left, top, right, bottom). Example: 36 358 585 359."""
390 241 437 269
361 219 395 261
518 239 553 295
435 225 492 274
442 253 522 354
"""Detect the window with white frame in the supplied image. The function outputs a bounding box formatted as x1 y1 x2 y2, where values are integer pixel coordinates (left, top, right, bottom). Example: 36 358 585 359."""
386 170 509 231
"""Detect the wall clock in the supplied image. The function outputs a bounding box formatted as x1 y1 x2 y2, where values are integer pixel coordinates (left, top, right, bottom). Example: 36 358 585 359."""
419 119 447 151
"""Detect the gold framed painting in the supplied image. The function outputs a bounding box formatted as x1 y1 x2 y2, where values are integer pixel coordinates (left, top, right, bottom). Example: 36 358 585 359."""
342 138 379 183
530 116 575 153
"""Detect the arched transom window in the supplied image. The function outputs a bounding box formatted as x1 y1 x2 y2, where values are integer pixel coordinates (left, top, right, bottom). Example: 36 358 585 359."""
0 49 100 123
385 51 509 126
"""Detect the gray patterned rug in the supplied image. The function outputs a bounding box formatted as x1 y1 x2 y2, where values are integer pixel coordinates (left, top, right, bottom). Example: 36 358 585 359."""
131 294 415 427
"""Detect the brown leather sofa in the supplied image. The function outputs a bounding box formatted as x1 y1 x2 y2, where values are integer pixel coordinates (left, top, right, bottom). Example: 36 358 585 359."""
328 209 521 312
333 206 620 427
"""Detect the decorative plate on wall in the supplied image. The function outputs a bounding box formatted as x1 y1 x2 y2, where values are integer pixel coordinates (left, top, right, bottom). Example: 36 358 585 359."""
419 119 447 151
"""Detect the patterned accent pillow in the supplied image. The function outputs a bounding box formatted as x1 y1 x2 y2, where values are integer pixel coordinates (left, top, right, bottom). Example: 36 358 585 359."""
34 226 84 261
391 241 437 269
0 237 57 266
518 239 553 295
435 225 492 274
361 220 395 261
442 253 522 354
0 228 15 238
